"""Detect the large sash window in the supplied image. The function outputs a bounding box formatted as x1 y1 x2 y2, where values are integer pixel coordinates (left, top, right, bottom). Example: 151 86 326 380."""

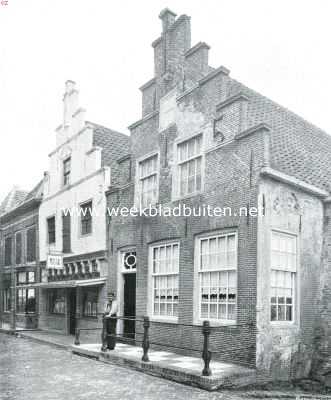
150 242 179 319
197 233 237 322
271 231 297 322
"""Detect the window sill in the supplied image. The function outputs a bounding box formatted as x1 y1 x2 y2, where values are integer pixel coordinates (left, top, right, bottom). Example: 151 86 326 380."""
270 321 298 329
80 233 92 238
194 319 237 327
149 316 178 324
172 191 204 202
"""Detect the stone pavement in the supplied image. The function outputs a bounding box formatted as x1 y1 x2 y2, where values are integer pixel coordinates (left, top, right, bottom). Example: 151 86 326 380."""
72 342 256 390
0 333 257 400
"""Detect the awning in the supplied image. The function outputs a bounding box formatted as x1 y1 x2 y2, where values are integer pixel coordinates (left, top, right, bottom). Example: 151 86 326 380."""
32 278 106 289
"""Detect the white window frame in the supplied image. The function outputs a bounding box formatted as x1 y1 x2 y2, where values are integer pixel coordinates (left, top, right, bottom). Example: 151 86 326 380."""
46 214 56 246
172 133 204 200
194 231 238 326
63 156 71 187
135 151 159 209
79 199 93 237
148 241 180 323
270 230 298 325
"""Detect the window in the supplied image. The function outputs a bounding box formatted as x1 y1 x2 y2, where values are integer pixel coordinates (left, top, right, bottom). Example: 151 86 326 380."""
47 217 56 244
3 288 11 312
270 231 297 322
48 289 65 314
151 243 179 319
177 135 202 197
26 227 36 262
17 271 35 285
83 289 98 317
197 233 237 322
123 252 137 272
4 237 12 266
62 212 71 253
80 201 92 235
138 155 158 208
17 288 36 314
63 157 71 186
15 232 22 265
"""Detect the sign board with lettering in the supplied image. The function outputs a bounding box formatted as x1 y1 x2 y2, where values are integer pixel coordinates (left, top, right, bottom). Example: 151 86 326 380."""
47 254 64 269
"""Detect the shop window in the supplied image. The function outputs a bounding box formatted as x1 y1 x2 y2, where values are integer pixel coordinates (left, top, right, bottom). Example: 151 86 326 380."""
17 288 35 314
83 289 98 317
3 288 11 312
48 289 65 314
150 242 179 319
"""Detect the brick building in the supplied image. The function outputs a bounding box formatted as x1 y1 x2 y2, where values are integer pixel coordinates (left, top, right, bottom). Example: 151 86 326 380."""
105 9 331 381
1 7 331 384
36 81 129 335
0 182 43 329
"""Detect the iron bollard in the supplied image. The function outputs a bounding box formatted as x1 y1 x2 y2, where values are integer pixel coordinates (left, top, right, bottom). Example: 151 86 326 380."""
142 316 150 362
74 328 80 346
202 320 212 376
101 316 108 352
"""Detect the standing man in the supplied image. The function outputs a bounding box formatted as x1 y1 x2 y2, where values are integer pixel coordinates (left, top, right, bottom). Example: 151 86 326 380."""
103 291 118 350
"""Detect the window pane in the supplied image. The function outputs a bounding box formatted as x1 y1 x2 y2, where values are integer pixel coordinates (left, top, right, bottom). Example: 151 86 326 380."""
152 243 179 317
198 234 237 321
16 233 22 264
81 202 92 235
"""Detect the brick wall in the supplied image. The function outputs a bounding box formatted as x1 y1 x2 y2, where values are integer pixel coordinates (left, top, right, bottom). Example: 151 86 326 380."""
0 206 40 329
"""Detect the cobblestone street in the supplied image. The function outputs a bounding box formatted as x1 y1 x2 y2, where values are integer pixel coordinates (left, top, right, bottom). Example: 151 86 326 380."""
0 333 327 400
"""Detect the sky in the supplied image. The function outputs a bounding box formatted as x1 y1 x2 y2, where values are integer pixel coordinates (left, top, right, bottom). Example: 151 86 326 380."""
0 0 331 202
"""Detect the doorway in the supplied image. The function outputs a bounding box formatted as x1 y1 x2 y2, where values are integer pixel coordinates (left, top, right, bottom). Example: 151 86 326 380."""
68 289 76 335
123 273 136 338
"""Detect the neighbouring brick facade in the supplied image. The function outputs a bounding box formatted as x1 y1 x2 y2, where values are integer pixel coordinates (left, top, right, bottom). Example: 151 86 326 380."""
0 182 43 329
105 8 331 381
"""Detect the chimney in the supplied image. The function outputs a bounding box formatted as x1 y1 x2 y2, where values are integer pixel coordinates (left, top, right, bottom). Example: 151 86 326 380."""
159 8 177 32
63 80 79 127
